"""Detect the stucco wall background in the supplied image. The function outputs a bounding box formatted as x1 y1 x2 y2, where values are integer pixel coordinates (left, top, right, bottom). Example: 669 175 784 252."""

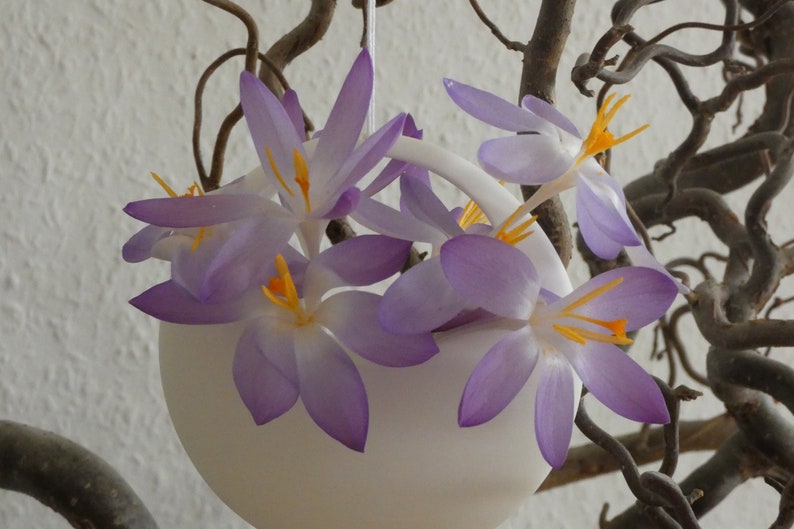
1 1 791 528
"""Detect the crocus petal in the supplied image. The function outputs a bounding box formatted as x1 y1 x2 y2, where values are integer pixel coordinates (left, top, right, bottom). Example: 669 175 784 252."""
625 245 690 294
123 194 269 228
440 234 538 319
458 326 539 427
311 50 373 185
379 258 468 334
122 224 172 263
170 230 226 299
535 355 576 469
317 290 438 367
566 341 670 424
281 89 305 139
352 196 446 244
556 266 678 331
318 187 360 219
319 113 407 202
239 71 305 188
443 78 544 132
478 135 574 184
233 324 299 425
129 280 246 324
576 167 642 259
362 114 424 196
521 94 581 140
313 234 411 287
199 216 297 303
400 174 463 238
362 157 409 197
294 325 369 452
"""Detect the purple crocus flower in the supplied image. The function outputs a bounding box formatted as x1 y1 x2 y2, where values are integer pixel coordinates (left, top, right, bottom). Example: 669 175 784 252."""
132 235 436 451
239 49 406 257
439 234 675 468
124 50 407 303
378 174 537 334
443 80 687 279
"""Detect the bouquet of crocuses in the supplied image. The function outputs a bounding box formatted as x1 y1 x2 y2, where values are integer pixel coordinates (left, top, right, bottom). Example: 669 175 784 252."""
123 49 683 469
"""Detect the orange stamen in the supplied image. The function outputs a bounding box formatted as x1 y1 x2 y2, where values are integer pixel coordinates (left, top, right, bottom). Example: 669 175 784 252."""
458 198 487 230
190 227 206 252
575 93 649 166
266 147 295 196
494 205 537 246
293 148 311 212
260 254 312 325
151 172 178 198
551 276 634 345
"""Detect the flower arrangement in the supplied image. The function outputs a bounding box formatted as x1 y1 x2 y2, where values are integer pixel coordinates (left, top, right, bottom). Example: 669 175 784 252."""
6 2 794 529
123 48 681 471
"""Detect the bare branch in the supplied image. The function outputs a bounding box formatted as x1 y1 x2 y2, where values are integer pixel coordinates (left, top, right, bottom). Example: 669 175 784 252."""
0 421 159 529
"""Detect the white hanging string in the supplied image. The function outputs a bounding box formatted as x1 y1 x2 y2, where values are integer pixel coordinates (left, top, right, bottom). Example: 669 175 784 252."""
366 0 376 135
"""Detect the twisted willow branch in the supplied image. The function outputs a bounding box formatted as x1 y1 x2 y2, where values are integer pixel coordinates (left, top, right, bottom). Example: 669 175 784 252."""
0 421 159 529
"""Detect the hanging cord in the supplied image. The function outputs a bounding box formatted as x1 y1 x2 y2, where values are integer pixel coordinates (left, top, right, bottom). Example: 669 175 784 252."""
365 0 376 135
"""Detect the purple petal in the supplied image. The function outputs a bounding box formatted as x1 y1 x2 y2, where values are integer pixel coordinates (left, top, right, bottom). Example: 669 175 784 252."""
294 325 369 452
313 235 411 287
320 113 407 202
122 224 172 263
555 266 678 331
240 71 305 189
317 290 438 367
379 258 468 334
318 187 360 219
170 231 222 299
443 78 542 132
576 167 642 259
233 324 299 425
400 174 463 237
198 216 297 303
521 95 581 139
535 355 576 469
311 50 373 185
567 341 670 424
458 326 539 426
360 114 424 196
129 280 245 324
440 235 539 319
352 196 446 244
362 158 409 197
281 89 306 139
625 245 690 294
123 194 269 228
478 135 574 184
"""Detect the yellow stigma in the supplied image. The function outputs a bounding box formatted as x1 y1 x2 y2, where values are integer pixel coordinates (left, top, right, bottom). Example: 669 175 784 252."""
149 173 206 251
575 93 649 167
266 147 295 197
265 147 311 212
494 205 537 246
150 172 204 198
457 198 487 230
260 254 312 326
552 276 633 346
293 148 311 212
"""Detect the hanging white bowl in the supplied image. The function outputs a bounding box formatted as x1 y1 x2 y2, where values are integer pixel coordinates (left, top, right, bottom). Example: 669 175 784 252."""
158 137 575 529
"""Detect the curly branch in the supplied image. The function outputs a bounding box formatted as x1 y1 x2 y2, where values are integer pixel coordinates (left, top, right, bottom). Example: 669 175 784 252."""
517 0 577 266
0 421 159 529
539 415 736 491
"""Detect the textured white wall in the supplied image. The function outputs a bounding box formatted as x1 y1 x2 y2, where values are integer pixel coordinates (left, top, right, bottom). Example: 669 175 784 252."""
1 1 789 528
